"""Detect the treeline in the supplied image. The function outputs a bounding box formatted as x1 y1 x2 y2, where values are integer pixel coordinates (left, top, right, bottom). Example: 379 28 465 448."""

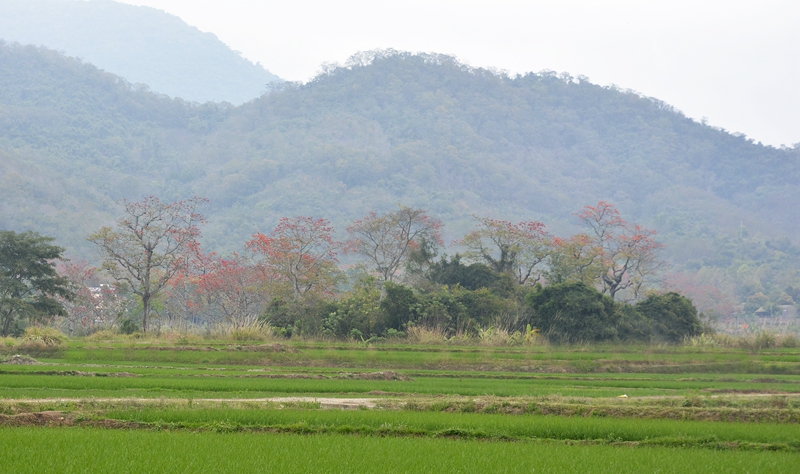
8 197 706 344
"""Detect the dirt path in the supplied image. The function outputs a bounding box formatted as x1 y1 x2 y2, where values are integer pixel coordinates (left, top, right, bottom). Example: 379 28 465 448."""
1 396 379 409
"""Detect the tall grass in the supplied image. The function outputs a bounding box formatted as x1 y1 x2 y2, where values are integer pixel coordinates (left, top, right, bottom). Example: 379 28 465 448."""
685 332 799 350
20 327 65 346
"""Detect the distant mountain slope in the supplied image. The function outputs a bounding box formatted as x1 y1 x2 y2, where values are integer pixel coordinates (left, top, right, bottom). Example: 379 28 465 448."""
1 44 798 264
0 0 281 104
197 52 799 245
0 42 226 245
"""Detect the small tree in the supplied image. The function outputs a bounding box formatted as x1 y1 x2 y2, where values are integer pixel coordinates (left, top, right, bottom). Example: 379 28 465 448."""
88 196 206 332
348 206 442 282
0 230 73 336
459 216 550 285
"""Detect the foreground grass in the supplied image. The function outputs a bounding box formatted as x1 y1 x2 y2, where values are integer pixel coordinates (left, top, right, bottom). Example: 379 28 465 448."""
1 427 798 473
2 341 799 469
102 407 800 450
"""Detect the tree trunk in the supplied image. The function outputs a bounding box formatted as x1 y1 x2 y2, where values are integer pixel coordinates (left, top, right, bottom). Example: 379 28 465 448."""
142 293 150 333
1 310 13 337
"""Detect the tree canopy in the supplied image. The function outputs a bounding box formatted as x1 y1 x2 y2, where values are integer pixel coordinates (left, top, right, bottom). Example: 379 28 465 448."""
0 230 72 336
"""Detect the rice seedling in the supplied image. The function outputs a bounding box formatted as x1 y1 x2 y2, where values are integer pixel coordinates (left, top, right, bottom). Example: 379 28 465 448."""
1 428 797 473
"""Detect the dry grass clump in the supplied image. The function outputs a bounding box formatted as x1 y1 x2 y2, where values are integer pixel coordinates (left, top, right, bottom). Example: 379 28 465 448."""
406 324 545 347
477 326 518 346
738 332 798 350
205 322 275 342
156 331 204 344
406 325 447 345
685 331 799 350
20 327 65 346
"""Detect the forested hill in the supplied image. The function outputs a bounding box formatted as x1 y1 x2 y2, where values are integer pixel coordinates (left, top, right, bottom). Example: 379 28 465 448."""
1 44 798 264
0 0 281 104
198 52 799 246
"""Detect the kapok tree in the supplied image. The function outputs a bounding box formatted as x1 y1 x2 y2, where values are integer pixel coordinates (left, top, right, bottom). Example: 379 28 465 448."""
88 196 206 332
161 242 214 328
577 201 664 300
545 234 604 285
347 206 443 282
459 216 550 285
197 253 269 329
247 217 344 300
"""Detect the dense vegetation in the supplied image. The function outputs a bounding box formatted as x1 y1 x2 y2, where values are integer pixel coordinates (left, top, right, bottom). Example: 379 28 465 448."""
1 44 799 324
0 0 281 103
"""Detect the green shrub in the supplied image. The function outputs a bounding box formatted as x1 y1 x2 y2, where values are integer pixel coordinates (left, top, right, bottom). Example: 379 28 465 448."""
614 304 653 342
261 297 335 338
635 293 701 344
1 336 16 349
324 278 381 338
87 330 119 341
527 282 618 344
427 256 502 291
119 318 140 335
378 282 419 332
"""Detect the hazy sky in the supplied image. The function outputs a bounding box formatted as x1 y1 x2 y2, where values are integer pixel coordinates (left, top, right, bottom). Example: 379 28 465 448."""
117 0 799 147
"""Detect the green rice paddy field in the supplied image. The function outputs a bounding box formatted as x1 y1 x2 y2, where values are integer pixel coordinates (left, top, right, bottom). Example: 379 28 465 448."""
1 340 799 472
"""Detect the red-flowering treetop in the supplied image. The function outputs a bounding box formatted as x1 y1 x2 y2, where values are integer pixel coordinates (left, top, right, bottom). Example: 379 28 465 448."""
195 252 269 329
248 216 345 299
458 216 550 285
576 201 665 300
546 233 604 286
347 206 443 282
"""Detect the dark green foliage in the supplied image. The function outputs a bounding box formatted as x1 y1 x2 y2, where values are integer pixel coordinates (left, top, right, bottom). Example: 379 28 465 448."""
0 230 72 336
527 282 703 344
452 288 512 329
260 297 336 338
118 318 140 335
427 255 502 291
378 282 419 332
323 278 381 338
614 304 654 342
528 282 618 344
635 293 702 343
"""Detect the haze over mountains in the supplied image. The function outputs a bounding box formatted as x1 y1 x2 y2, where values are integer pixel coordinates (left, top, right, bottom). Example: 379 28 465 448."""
2 43 797 246
0 0 281 103
1 6 799 316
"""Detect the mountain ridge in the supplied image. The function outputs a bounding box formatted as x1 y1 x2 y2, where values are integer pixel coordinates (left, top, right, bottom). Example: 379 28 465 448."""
0 0 281 104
